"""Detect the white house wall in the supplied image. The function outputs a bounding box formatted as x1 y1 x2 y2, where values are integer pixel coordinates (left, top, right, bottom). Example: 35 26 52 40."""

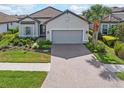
19 23 39 37
8 22 19 29
19 17 39 37
0 24 7 33
46 12 89 43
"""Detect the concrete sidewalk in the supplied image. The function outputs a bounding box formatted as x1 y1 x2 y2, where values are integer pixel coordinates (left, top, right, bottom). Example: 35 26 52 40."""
0 63 50 71
104 64 124 72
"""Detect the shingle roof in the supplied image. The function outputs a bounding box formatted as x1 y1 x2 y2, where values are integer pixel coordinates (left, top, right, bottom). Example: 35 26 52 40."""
112 7 124 13
0 12 18 23
101 14 121 23
18 16 40 23
30 6 62 18
13 15 27 19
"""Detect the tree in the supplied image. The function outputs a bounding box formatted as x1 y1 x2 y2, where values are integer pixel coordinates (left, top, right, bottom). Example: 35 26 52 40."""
83 4 112 47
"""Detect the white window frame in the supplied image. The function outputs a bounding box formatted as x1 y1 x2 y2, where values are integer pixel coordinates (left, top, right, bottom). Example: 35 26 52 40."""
23 25 33 37
101 23 109 34
25 26 31 35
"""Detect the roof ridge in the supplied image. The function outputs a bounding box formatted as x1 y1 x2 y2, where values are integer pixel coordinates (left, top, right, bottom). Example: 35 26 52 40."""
29 6 63 17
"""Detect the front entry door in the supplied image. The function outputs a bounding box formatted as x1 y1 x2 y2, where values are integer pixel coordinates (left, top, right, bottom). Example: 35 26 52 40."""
40 24 43 36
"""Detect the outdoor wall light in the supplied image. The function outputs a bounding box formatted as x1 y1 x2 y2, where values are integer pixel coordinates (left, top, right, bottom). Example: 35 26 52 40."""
86 31 89 34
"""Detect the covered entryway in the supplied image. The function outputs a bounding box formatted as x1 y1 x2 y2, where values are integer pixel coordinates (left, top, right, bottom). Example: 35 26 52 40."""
52 30 83 44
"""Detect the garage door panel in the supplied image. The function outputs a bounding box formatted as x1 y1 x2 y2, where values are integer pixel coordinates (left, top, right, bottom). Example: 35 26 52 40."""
52 30 82 44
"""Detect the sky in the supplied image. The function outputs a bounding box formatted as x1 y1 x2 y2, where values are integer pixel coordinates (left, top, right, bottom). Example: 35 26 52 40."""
0 4 124 15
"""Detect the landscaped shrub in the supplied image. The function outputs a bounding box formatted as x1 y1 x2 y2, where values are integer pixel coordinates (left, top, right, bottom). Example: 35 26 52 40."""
102 35 118 47
88 34 92 42
95 42 106 53
12 38 20 46
118 46 124 60
85 42 94 52
20 38 34 45
108 25 118 36
7 28 18 34
37 40 52 49
10 37 35 47
98 32 103 40
0 34 16 49
85 41 106 53
116 23 124 41
0 33 3 40
32 43 39 49
89 29 94 35
42 45 52 49
114 41 124 59
3 34 15 39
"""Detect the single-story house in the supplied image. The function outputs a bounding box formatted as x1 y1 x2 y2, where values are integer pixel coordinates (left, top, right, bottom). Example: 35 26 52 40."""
19 6 89 44
100 7 124 34
0 12 19 33
100 14 121 34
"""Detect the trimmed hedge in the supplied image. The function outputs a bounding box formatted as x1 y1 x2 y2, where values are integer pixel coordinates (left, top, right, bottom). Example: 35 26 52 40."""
36 40 52 49
102 35 118 47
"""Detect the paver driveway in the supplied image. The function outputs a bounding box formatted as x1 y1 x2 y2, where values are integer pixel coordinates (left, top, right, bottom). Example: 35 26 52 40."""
42 44 124 88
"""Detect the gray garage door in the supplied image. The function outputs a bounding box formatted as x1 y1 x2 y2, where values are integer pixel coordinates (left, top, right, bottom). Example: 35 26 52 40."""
52 30 83 44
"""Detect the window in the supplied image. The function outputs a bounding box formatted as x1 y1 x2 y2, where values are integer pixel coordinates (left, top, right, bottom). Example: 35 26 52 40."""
102 24 108 34
25 27 31 35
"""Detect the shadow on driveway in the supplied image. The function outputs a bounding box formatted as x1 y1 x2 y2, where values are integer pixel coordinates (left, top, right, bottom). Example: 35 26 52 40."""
85 55 119 81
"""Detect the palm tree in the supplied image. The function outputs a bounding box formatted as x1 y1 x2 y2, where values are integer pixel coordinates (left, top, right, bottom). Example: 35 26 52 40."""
83 4 112 47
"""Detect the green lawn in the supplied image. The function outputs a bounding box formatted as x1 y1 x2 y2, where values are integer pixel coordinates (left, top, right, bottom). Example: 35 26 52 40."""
0 49 51 63
0 70 47 88
116 72 124 80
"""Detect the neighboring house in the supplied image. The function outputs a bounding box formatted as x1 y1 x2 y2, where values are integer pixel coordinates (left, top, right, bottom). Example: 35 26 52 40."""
0 12 19 33
19 6 89 44
100 7 124 34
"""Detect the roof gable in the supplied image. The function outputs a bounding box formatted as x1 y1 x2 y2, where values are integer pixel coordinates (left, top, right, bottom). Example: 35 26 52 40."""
30 6 62 18
44 10 89 24
18 16 40 23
